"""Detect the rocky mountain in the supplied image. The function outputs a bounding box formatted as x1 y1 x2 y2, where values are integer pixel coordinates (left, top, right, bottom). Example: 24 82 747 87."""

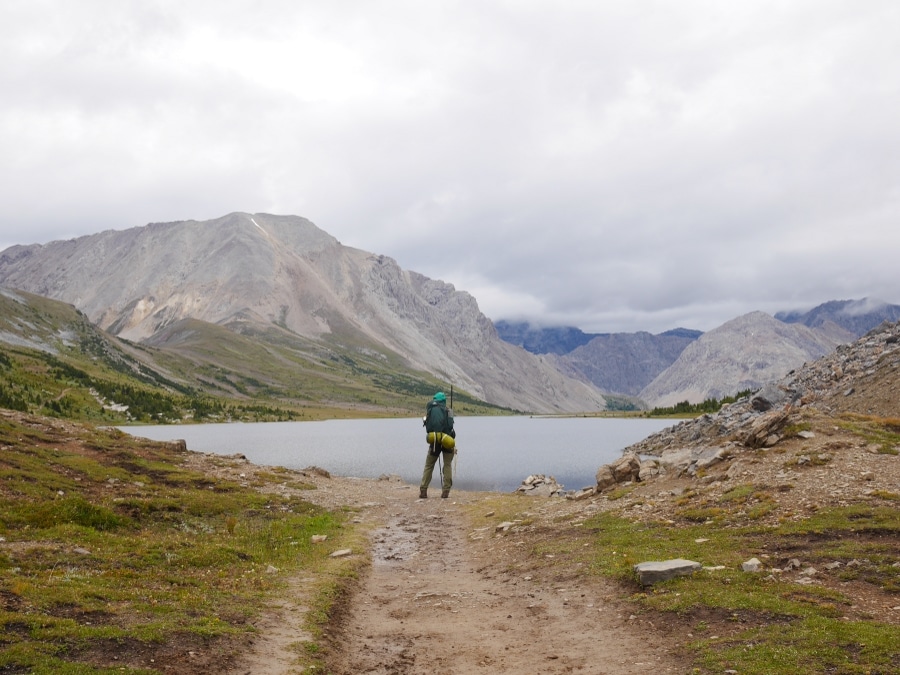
496 322 701 397
638 311 851 407
493 320 596 355
555 329 701 396
775 297 900 337
0 212 606 414
497 302 897 408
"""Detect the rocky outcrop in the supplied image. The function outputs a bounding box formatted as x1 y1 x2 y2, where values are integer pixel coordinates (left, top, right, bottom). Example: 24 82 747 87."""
590 451 668 494
514 474 600 500
622 320 900 477
595 453 641 491
514 474 565 497
742 410 791 448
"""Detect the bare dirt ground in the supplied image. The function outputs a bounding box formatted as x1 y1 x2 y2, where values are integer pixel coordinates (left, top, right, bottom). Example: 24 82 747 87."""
224 406 899 674
226 472 694 675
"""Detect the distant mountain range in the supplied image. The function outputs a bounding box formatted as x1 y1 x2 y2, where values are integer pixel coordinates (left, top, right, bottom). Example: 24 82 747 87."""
495 299 900 407
775 298 900 335
493 321 598 355
636 311 850 408
552 330 701 397
2 211 898 414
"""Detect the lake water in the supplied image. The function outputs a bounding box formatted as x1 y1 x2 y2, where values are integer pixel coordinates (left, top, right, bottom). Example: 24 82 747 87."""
121 416 673 493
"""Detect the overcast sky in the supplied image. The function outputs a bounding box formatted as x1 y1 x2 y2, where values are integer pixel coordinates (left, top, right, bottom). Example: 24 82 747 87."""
2 1 898 334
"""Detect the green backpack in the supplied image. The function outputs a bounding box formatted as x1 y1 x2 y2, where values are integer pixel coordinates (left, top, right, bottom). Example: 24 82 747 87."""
425 401 449 433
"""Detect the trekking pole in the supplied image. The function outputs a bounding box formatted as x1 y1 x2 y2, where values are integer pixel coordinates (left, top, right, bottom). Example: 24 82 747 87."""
449 385 456 480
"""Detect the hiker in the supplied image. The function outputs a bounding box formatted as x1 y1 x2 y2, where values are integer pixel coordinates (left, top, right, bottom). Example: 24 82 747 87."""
420 391 456 499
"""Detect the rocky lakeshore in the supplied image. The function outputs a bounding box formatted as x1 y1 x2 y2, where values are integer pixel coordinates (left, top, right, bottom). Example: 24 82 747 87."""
590 319 900 495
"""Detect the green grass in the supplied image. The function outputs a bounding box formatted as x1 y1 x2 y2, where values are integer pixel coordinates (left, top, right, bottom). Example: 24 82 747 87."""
464 491 898 673
837 414 900 455
695 616 899 675
0 412 352 673
579 503 900 674
606 484 638 501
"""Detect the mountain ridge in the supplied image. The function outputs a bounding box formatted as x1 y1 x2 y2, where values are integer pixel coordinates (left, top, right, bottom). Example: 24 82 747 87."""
5 212 898 413
0 285 516 421
0 213 606 414
637 311 850 407
775 297 900 336
495 301 899 407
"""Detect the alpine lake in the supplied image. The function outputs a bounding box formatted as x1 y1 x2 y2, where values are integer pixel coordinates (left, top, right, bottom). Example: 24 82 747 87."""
122 416 673 493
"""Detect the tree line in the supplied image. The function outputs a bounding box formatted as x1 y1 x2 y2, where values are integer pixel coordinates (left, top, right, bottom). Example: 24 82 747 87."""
646 389 756 417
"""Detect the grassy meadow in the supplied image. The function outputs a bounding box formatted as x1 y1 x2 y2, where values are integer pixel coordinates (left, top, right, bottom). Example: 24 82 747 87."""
0 412 361 673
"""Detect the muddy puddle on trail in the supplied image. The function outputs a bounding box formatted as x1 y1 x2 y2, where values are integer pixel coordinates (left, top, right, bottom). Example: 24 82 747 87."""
372 509 457 566
324 496 688 674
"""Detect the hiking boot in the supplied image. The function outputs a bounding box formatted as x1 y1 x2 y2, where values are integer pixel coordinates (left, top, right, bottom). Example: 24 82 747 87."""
441 489 450 499
419 488 427 499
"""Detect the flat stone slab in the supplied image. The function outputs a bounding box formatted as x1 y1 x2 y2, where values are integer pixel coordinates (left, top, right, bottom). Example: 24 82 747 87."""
633 559 702 585
330 549 353 558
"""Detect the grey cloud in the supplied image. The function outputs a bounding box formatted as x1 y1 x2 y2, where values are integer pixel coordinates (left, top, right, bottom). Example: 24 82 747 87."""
1 1 899 334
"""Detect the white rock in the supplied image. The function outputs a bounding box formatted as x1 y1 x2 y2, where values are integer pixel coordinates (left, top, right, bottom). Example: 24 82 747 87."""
742 557 762 572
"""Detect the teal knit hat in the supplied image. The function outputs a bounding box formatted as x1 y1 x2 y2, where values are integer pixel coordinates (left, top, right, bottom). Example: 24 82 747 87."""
433 392 446 402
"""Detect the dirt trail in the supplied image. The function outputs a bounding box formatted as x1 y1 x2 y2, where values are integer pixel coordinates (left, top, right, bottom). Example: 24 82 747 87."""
229 475 691 675
258 402 900 674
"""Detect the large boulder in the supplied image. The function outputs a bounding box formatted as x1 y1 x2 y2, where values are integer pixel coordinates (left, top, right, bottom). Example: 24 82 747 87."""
611 452 641 482
743 410 790 448
595 465 616 491
750 383 791 412
638 458 662 481
595 452 641 492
